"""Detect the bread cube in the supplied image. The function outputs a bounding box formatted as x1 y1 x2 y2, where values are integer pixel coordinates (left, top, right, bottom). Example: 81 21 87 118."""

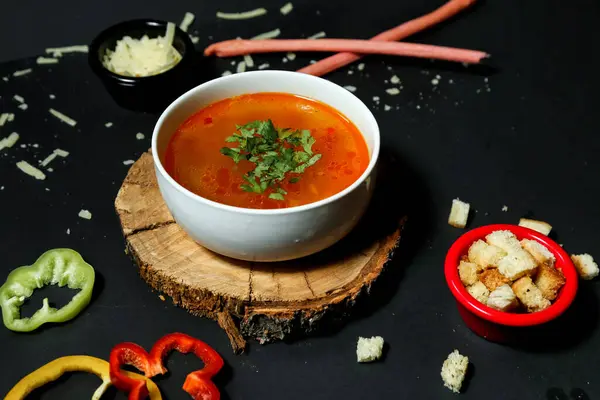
468 240 507 269
534 264 566 301
486 284 518 311
479 268 510 291
467 281 489 304
448 199 470 228
497 249 538 280
356 336 384 363
519 218 552 236
571 254 599 280
520 239 556 267
512 276 551 312
458 260 480 286
486 230 521 252
441 350 469 393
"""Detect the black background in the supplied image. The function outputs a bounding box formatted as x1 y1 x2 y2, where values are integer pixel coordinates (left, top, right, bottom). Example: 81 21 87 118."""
1 0 600 399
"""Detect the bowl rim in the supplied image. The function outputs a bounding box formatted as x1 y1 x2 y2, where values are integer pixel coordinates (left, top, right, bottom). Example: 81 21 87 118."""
445 223 578 327
151 70 381 216
88 18 194 83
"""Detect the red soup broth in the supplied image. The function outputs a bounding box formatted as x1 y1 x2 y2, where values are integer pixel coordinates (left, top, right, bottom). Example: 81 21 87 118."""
164 93 369 209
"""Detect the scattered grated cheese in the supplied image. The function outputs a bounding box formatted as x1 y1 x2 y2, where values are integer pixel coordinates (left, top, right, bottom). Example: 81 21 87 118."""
54 148 69 157
390 75 400 84
190 35 200 44
47 168 53 172
45 45 89 57
49 94 56 99
36 57 59 65
243 55 255 68
373 96 380 102
39 152 58 167
66 229 70 235
502 205 508 212
251 28 281 40
179 12 195 32
103 23 181 77
2 76 7 82
282 57 288 63
216 8 267 20
78 209 92 220
7 114 14 122
236 61 247 73
431 78 440 85
221 70 232 76
16 161 46 180
343 85 357 92
123 160 135 165
136 132 145 140
357 63 365 71
386 88 400 96
49 108 77 126
0 132 20 150
0 114 8 126
258 63 270 70
105 122 113 128
347 70 354 75
280 2 294 15
384 105 392 111
287 52 296 61
13 95 25 103
32 143 39 148
309 60 316 64
13 69 32 77
18 104 28 111
307 31 326 40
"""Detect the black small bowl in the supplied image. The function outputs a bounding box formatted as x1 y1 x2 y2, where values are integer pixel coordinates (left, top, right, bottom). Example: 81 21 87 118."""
89 19 198 113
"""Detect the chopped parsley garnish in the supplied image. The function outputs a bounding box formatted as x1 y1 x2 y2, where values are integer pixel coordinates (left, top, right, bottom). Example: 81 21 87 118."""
220 119 321 200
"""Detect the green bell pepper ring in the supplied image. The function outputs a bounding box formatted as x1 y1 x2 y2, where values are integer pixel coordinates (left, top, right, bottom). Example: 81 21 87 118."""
0 248 95 332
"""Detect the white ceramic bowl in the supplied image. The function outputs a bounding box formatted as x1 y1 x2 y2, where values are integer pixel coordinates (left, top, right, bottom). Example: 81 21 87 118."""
152 70 380 262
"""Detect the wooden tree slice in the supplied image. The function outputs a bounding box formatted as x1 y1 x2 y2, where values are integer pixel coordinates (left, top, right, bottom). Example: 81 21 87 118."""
115 151 406 353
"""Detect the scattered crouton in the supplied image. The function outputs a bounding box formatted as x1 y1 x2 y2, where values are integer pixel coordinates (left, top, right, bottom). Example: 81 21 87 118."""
571 254 599 280
486 230 521 252
519 218 552 236
486 284 519 311
512 276 551 312
467 281 490 304
468 240 507 269
534 264 566 301
448 199 470 228
479 268 510 291
357 336 384 363
458 260 480 286
497 249 538 280
441 350 469 394
520 239 555 267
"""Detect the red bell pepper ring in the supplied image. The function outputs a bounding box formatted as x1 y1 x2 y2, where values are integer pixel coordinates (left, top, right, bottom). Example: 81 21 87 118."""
109 332 224 400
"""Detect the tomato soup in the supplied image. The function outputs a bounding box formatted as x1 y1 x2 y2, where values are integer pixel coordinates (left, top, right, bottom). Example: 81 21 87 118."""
164 93 369 209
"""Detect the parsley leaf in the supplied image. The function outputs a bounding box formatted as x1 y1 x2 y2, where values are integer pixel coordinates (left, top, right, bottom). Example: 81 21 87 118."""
220 119 321 200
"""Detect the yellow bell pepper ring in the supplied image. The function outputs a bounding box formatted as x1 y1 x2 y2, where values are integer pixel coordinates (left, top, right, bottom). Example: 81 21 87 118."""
4 355 162 400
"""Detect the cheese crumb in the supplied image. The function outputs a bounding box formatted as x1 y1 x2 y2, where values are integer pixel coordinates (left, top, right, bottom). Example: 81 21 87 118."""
432 78 440 85
357 63 365 71
251 28 281 40
221 70 232 76
78 209 92 220
66 229 70 235
13 69 33 77
190 36 200 44
123 160 135 165
49 94 56 99
343 85 357 92
36 57 59 65
356 336 384 362
390 75 400 84
7 114 14 122
54 148 69 157
18 104 28 111
40 152 58 167
307 31 326 40
280 2 294 15
258 63 270 70
441 350 469 393
216 8 267 20
49 108 77 126
287 52 296 61
384 105 392 111
372 96 380 102
243 54 255 68
136 132 145 140
105 122 113 128
386 88 400 96
0 132 20 150
16 161 46 180
179 12 195 32
501 205 508 212
13 95 25 103
236 61 247 73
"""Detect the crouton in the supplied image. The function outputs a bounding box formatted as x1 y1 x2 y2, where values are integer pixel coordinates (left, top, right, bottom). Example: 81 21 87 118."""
534 264 566 301
486 284 519 312
520 239 555 267
467 281 490 304
441 350 469 394
356 336 384 363
512 276 551 312
479 268 510 291
519 218 552 236
497 249 538 280
458 260 480 286
448 199 470 228
571 254 599 280
486 230 521 252
468 240 507 269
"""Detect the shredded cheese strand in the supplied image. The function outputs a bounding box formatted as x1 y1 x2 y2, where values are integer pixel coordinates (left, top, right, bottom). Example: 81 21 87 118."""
16 161 46 180
216 8 267 20
49 109 77 127
251 29 281 40
179 12 195 32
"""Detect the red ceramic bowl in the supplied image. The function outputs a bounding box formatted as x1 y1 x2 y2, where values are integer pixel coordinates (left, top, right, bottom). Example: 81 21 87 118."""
445 224 578 343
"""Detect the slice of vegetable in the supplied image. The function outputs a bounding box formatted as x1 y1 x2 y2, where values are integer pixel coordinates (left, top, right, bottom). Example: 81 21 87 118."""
0 248 95 332
110 332 224 400
297 0 477 76
205 38 488 65
5 355 162 400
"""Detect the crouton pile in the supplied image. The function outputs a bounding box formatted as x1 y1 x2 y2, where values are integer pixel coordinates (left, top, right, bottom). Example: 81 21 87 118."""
459 230 566 313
